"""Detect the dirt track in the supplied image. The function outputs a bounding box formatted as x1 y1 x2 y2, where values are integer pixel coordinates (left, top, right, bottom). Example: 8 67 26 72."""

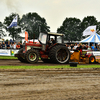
0 59 100 100
0 59 69 66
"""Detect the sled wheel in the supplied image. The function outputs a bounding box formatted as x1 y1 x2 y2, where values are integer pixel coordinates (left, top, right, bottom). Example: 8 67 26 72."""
89 56 95 64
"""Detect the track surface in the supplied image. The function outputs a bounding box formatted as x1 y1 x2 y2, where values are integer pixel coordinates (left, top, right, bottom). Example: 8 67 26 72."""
0 59 69 66
0 59 100 100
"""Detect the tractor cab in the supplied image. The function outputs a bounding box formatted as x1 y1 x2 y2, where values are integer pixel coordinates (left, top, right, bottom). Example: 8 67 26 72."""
38 32 64 51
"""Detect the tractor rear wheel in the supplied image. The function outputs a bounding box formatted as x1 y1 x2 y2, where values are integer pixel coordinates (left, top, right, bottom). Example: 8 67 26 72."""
49 45 70 64
89 56 95 64
25 49 39 63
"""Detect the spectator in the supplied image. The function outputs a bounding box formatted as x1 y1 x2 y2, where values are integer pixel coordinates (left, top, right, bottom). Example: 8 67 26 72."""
1 42 6 49
10 42 14 49
86 44 88 49
82 44 87 49
20 42 23 48
5 44 7 49
68 45 71 50
0 43 2 49
96 44 98 50
91 44 95 50
13 42 16 49
98 44 100 50
70 44 74 50
87 46 91 50
73 43 77 50
76 43 82 54
7 41 10 49
94 46 97 51
16 42 20 49
23 41 26 44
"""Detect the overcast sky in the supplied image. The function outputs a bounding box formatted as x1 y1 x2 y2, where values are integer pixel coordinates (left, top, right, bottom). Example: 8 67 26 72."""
0 0 100 32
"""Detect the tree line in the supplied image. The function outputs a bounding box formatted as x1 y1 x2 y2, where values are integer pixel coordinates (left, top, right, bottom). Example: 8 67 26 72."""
0 12 100 42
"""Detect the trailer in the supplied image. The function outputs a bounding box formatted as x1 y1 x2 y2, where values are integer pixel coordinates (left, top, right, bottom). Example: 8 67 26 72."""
70 49 100 64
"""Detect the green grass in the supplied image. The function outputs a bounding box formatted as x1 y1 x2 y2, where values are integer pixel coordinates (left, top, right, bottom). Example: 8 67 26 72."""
0 56 18 59
0 65 100 69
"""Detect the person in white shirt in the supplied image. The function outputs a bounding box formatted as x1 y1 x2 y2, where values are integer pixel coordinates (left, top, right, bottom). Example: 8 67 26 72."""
87 46 91 50
13 42 16 49
10 42 13 49
73 44 77 50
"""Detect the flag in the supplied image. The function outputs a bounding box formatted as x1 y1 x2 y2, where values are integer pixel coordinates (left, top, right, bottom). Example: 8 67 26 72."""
7 15 17 28
83 25 96 36
25 31 28 42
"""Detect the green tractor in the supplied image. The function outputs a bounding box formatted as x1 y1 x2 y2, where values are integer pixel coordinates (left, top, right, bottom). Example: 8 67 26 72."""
15 32 70 64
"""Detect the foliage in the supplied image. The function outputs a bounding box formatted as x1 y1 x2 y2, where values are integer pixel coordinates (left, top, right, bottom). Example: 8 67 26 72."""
0 22 6 37
3 13 21 40
20 12 50 39
2 12 100 42
81 16 100 39
57 17 81 42
57 16 100 41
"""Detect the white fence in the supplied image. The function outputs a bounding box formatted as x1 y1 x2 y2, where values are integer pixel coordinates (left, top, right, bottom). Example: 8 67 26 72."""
0 49 19 56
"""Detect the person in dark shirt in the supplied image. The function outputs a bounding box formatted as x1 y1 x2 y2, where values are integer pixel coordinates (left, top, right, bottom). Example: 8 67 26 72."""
1 42 5 49
47 38 56 49
71 44 74 50
82 44 87 49
76 43 82 54
51 38 56 44
7 41 10 49
20 42 23 48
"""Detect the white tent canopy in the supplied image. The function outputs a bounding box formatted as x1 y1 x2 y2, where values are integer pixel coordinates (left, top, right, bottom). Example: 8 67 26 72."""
80 33 100 43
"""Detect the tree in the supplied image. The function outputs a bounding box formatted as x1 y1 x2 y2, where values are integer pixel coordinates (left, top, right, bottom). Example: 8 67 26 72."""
81 16 99 38
3 13 21 40
20 12 50 39
0 21 6 38
57 17 81 42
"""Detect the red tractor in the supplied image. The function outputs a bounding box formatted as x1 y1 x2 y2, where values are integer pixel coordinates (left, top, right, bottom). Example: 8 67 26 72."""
15 32 70 64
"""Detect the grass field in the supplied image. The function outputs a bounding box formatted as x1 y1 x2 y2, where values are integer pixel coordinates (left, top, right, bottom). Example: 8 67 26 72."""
0 56 18 59
0 65 100 69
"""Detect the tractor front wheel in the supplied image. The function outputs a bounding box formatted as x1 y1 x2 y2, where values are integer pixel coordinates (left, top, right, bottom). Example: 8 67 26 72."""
25 49 39 63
